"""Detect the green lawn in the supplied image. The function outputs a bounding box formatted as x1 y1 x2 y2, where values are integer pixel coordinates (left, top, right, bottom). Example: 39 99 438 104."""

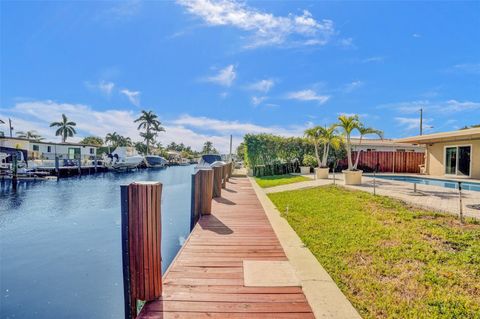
268 185 480 319
254 174 310 188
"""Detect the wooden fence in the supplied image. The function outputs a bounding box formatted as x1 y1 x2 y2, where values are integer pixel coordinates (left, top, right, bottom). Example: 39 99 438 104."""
120 162 233 319
338 151 425 173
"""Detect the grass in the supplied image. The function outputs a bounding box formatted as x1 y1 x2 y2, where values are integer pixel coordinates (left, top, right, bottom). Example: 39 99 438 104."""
268 185 480 319
254 174 311 188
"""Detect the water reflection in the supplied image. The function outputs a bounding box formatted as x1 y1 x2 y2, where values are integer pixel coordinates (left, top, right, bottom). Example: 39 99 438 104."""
0 166 194 319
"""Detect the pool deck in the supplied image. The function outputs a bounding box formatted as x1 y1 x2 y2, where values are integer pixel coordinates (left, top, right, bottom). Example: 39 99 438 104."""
264 173 480 220
137 176 317 318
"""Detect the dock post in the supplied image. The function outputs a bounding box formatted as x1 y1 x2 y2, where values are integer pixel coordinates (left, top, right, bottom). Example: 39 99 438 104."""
222 165 227 188
191 168 214 230
121 182 163 319
212 166 222 198
12 153 17 191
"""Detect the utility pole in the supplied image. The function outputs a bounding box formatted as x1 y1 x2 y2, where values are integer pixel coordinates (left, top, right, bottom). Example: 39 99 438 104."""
9 118 13 137
419 108 423 136
229 134 233 162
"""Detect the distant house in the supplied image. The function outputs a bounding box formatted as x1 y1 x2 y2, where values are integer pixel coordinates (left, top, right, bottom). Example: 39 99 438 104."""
0 137 99 161
396 128 479 179
350 138 425 153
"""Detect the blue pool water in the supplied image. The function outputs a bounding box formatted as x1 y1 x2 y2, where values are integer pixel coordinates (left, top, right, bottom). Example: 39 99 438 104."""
372 175 480 192
0 165 194 319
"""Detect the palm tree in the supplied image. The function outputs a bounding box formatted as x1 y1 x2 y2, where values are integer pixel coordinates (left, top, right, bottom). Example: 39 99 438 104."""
16 130 43 141
134 110 165 155
353 126 384 170
336 115 361 170
304 126 322 168
318 125 342 167
105 132 120 148
50 114 76 142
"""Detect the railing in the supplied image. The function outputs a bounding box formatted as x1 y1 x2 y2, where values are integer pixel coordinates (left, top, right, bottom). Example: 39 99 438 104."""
120 162 233 319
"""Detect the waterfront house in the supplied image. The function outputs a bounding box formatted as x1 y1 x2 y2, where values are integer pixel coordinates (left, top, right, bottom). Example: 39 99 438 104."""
0 136 98 162
396 128 480 179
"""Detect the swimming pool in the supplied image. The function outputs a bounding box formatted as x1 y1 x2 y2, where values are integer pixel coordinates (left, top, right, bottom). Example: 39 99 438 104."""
372 175 480 192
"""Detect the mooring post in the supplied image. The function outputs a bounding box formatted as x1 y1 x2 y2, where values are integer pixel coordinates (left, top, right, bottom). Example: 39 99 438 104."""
221 165 227 188
212 166 223 198
12 153 17 191
121 182 163 319
190 169 214 230
458 182 464 224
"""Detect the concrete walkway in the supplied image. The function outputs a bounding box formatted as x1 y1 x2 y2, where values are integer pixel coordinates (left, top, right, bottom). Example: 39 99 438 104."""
265 173 480 220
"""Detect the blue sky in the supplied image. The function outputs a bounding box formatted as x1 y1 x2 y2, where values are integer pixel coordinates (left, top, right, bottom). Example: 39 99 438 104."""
1 0 479 152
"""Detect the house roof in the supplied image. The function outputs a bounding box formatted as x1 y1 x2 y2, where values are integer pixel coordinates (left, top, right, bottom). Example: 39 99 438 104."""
0 136 100 148
395 128 480 144
350 138 424 148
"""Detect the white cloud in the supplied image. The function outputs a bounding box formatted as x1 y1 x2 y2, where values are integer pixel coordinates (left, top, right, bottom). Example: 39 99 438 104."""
120 89 141 106
247 79 275 93
85 80 115 96
412 33 421 38
382 99 480 114
362 56 385 63
177 0 335 48
343 80 364 93
286 89 330 104
395 117 433 133
338 37 355 48
106 0 142 19
450 63 480 74
1 100 311 153
205 65 236 87
251 96 267 106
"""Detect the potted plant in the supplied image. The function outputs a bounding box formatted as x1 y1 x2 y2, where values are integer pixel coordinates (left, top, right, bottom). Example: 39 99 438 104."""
305 125 340 179
336 115 383 185
302 154 317 174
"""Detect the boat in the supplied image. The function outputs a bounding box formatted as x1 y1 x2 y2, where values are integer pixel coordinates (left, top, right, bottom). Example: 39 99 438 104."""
178 158 191 166
196 154 225 169
103 147 144 170
144 155 167 168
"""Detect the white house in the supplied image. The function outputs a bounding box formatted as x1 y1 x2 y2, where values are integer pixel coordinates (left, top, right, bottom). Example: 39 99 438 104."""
351 138 425 153
0 137 98 162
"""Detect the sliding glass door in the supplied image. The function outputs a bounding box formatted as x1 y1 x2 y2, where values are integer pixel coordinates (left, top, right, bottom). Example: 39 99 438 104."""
445 146 471 176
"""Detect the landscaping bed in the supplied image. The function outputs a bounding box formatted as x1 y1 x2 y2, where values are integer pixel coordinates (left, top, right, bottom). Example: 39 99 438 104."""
254 174 310 188
268 185 480 318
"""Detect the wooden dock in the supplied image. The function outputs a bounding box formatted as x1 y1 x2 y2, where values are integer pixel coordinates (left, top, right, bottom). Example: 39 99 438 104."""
137 176 314 318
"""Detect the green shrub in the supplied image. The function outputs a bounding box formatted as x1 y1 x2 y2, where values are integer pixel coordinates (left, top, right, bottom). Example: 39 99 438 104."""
302 154 318 167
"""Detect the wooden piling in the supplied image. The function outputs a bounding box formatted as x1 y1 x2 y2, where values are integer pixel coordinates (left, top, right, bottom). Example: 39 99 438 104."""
222 165 227 188
212 166 223 198
121 182 162 319
191 168 214 230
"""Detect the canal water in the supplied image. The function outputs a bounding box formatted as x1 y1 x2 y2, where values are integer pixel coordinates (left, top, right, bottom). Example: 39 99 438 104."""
0 165 194 319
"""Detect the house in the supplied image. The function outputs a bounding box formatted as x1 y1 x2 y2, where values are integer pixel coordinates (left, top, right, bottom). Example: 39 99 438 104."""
396 128 480 179
0 137 99 162
350 138 425 153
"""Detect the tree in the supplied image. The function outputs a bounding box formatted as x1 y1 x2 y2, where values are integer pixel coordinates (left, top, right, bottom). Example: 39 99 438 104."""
16 130 43 141
304 126 322 168
318 125 342 167
352 126 383 170
105 132 120 148
336 115 361 170
134 110 165 155
236 142 245 161
202 141 218 154
79 136 104 146
50 114 77 142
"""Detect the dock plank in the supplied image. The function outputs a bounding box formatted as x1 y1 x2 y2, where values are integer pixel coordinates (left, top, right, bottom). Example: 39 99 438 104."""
137 177 314 318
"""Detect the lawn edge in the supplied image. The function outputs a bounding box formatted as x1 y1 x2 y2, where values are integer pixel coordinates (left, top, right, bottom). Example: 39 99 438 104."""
249 176 362 319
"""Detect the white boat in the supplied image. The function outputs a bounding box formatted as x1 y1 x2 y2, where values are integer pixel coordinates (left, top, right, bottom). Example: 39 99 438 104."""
103 147 144 170
144 155 167 168
196 154 225 169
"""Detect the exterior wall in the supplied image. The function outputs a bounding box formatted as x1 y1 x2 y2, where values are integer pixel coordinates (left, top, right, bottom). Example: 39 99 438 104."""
426 139 480 179
0 138 30 150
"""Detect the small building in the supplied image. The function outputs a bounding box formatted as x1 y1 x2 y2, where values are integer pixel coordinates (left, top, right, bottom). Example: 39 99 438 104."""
396 128 480 179
350 138 425 153
0 137 98 162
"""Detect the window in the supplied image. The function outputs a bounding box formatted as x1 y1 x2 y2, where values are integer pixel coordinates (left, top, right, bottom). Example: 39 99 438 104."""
90 148 95 154
47 146 52 152
32 144 39 151
445 145 471 176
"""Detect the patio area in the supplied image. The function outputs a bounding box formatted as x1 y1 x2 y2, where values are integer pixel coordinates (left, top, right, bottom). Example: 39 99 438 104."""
264 173 480 220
